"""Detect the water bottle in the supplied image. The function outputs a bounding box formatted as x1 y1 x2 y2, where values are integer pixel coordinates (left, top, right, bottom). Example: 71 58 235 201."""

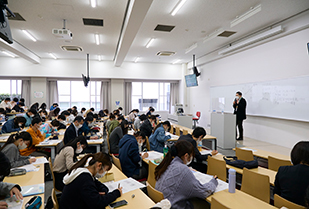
163 145 168 157
228 168 236 193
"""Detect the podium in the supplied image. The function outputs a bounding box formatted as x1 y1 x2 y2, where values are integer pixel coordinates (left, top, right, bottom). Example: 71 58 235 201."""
211 112 236 149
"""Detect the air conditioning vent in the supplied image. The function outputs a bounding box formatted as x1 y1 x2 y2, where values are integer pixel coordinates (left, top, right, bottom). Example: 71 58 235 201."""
61 45 83 52
156 51 175 56
154 24 175 32
217 31 236 37
8 12 26 21
83 18 104 27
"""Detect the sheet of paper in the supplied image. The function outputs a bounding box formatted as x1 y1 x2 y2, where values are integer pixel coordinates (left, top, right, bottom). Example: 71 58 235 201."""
21 183 44 197
165 132 178 139
104 177 146 194
241 147 257 152
3 196 23 209
0 136 8 140
39 139 61 145
16 164 39 172
87 139 104 143
31 157 48 165
191 170 228 193
141 151 163 160
200 150 212 155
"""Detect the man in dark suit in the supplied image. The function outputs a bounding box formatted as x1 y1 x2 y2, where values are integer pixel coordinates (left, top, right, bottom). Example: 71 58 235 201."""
63 116 84 144
233 91 247 140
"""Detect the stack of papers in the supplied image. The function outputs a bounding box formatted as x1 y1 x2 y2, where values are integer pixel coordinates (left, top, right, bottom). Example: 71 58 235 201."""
104 178 145 194
21 183 44 196
200 150 212 155
191 170 228 193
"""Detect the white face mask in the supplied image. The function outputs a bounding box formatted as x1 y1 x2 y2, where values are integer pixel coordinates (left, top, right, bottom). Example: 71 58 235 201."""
60 120 66 125
18 142 27 150
75 147 83 154
235 96 240 100
186 156 193 165
42 115 46 118
88 121 95 127
95 170 106 179
30 114 34 118
18 123 23 127
77 124 83 129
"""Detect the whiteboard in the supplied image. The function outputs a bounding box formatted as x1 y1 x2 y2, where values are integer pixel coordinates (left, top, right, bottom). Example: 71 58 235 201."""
210 76 309 122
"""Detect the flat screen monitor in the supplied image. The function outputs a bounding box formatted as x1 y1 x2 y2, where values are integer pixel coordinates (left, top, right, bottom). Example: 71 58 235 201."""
185 74 198 87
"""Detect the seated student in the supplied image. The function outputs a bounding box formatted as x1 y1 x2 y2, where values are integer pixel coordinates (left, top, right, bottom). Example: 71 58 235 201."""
60 110 70 125
50 103 58 111
140 115 156 137
106 114 115 133
40 119 60 138
12 102 25 113
39 103 47 111
109 120 129 154
127 109 139 123
48 107 60 120
178 127 218 173
53 136 88 191
67 109 75 124
10 98 18 109
108 115 124 135
119 131 149 180
20 117 48 157
149 121 171 153
0 152 23 208
78 115 99 139
30 102 39 111
60 153 122 209
112 109 120 116
0 98 12 111
23 109 37 127
118 107 123 115
274 141 309 206
155 140 218 209
77 107 86 117
17 98 25 106
146 107 155 117
72 106 77 112
1 116 26 133
84 107 94 117
99 109 109 118
38 109 48 122
63 116 84 144
0 108 5 122
133 114 146 131
0 132 36 167
57 115 67 130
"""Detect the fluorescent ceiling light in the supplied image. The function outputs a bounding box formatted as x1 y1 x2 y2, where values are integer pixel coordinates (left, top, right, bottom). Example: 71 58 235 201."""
231 4 262 28
22 30 37 42
171 0 187 16
134 57 140 63
145 38 155 48
203 28 224 43
218 25 283 55
48 53 57 59
98 55 102 61
2 51 15 58
95 34 100 45
185 43 197 54
172 59 181 64
90 0 96 8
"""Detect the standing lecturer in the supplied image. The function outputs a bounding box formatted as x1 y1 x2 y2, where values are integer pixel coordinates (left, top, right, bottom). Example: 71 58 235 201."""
233 91 247 141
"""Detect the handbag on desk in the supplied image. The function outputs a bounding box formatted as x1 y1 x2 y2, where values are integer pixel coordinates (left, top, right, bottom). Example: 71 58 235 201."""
223 156 258 169
25 196 42 209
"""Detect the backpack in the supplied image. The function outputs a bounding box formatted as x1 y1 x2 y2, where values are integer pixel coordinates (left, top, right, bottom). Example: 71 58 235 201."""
223 156 258 169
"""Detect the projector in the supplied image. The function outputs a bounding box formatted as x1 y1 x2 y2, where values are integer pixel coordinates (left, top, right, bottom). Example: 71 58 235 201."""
52 28 73 40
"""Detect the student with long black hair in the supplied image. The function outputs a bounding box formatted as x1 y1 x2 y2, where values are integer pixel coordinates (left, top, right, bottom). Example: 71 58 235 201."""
149 121 171 152
60 153 122 209
109 120 129 154
155 140 218 209
140 115 156 137
1 116 26 133
53 136 88 191
127 109 139 123
0 132 35 167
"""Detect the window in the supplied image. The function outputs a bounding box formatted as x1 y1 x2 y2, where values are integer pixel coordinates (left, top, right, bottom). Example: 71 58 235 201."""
58 81 101 110
0 80 22 102
132 82 170 111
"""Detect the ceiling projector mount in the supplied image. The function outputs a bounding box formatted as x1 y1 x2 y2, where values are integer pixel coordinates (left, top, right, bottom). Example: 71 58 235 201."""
192 54 201 77
82 54 90 87
52 19 73 41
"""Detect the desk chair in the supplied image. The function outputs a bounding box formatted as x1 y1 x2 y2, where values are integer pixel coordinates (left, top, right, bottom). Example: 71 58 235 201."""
268 156 292 172
235 147 254 161
146 181 164 203
241 168 270 203
274 194 305 209
207 156 227 182
106 134 110 154
112 154 122 171
211 197 231 209
169 126 174 134
192 111 201 129
48 157 61 192
175 127 180 136
52 188 59 209
147 160 158 188
182 129 188 135
146 136 151 151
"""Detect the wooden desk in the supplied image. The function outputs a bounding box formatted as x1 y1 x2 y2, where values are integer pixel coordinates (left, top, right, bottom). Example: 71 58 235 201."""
243 147 290 161
36 134 64 161
87 139 104 153
99 164 155 208
212 154 277 186
4 162 45 208
206 189 277 209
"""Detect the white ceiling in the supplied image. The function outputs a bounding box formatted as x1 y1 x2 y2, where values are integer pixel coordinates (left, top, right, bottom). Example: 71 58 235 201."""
2 0 309 65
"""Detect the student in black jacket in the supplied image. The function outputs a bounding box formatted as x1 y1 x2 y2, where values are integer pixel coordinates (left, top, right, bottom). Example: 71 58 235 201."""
12 102 25 113
57 115 67 130
178 127 218 173
60 153 122 209
140 115 156 137
63 116 84 144
274 141 309 206
233 91 247 140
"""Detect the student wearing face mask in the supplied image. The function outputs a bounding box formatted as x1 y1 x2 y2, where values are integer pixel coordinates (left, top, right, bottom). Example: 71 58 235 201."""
48 107 60 120
0 132 36 168
40 119 60 138
149 121 171 153
38 109 48 122
1 116 26 133
0 98 12 111
127 109 139 123
155 140 218 209
108 115 124 135
60 152 122 209
78 107 86 117
12 102 25 113
57 115 67 130
23 109 37 127
233 91 247 141
63 116 84 145
118 131 149 180
53 136 88 191
109 120 129 154
78 115 99 140
140 115 156 137
178 127 218 174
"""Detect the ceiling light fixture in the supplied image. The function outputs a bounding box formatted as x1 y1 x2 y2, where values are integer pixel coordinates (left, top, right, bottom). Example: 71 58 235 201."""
22 29 37 42
90 0 96 8
203 28 225 43
230 4 262 28
95 34 100 45
172 59 181 64
145 38 155 48
2 51 15 58
171 0 187 16
185 43 197 54
48 53 57 59
134 57 140 63
98 55 102 61
218 25 283 55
